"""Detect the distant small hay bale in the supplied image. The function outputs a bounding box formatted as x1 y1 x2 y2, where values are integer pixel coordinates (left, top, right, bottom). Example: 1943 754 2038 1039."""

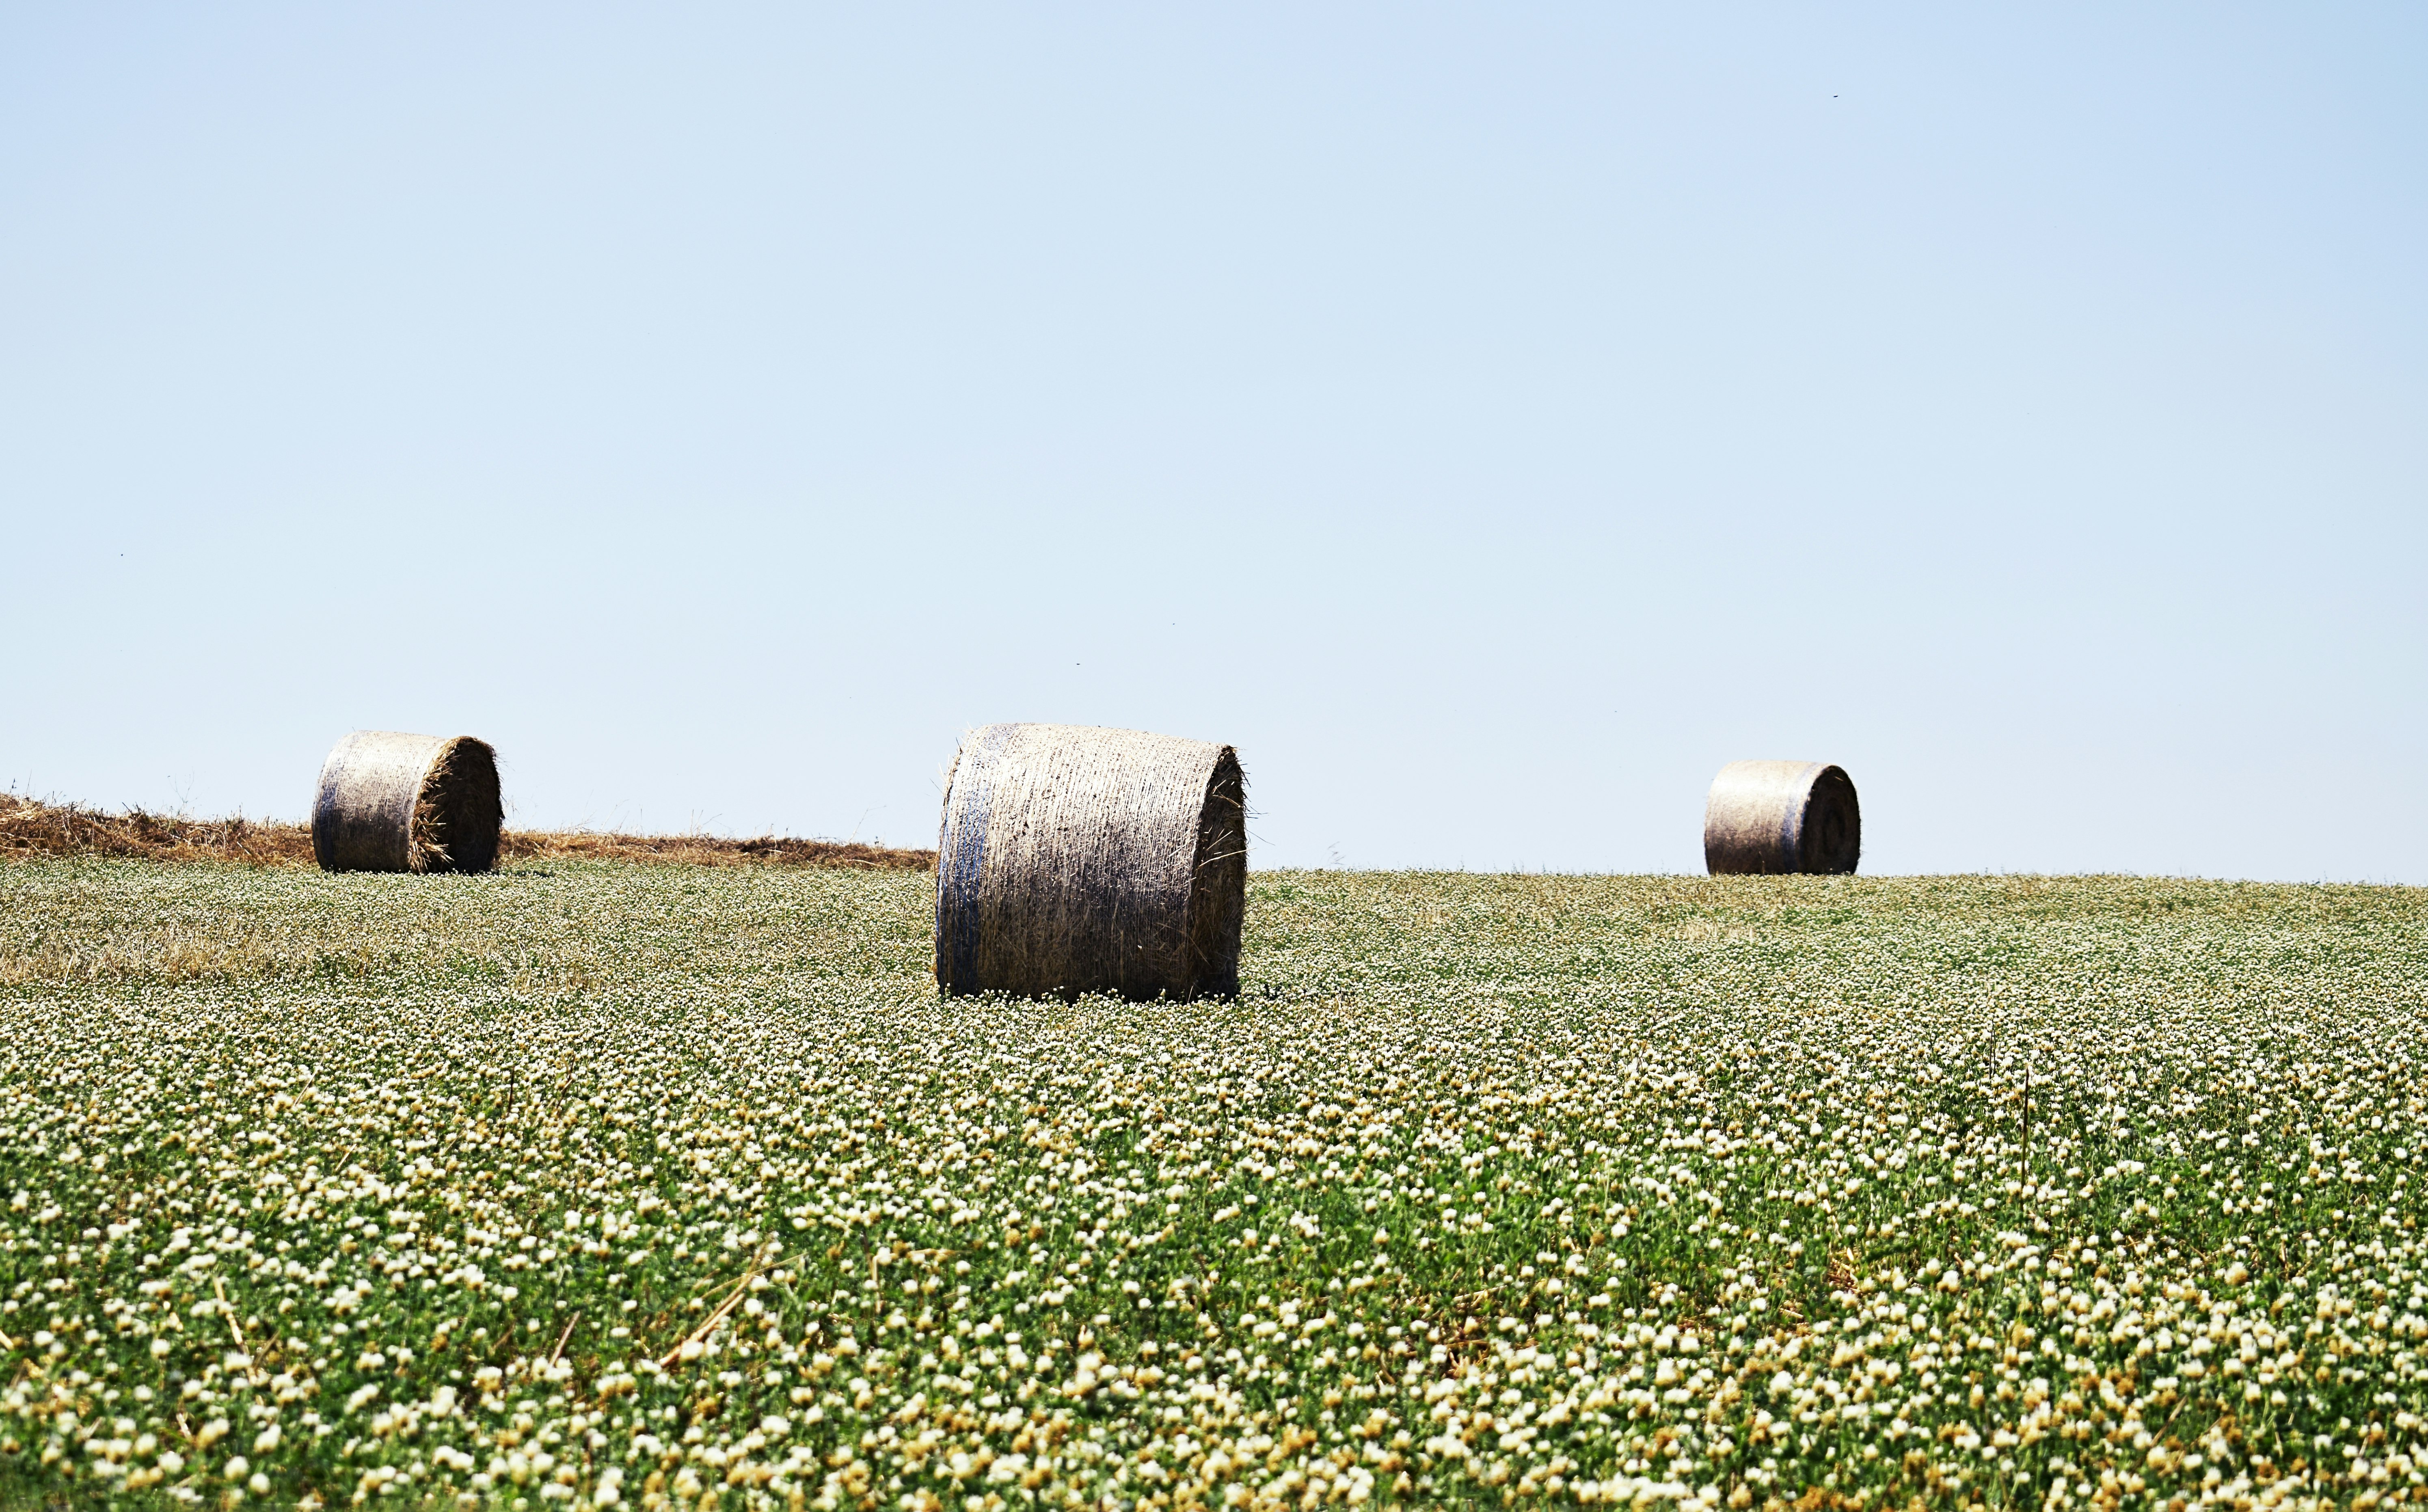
1704 760 1860 876
935 723 1246 1000
311 731 503 874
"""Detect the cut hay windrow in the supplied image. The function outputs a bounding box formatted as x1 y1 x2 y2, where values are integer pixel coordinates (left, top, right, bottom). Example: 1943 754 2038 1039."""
1703 758 1860 874
311 729 503 874
935 721 1246 1000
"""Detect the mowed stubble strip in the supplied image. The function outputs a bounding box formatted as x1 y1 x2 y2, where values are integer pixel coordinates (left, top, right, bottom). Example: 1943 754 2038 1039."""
0 860 2423 1510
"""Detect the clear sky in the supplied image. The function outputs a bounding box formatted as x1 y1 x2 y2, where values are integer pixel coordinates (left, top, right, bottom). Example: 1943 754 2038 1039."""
4 4 2422 877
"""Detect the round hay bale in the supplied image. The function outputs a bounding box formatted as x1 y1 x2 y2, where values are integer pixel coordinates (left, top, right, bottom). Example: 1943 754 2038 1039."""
1703 760 1860 875
311 730 503 874
935 722 1246 1000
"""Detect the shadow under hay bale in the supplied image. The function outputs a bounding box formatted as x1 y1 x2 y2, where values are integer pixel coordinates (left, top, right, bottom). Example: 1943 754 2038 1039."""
311 731 503 874
1704 760 1860 875
935 722 1246 1000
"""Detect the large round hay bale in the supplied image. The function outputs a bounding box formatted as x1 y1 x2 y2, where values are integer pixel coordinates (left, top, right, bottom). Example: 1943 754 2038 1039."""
1703 760 1860 875
311 730 503 874
935 723 1246 1000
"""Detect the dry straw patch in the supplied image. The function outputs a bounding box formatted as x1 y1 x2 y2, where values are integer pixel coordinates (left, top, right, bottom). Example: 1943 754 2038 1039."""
514 829 931 871
0 796 933 872
0 798 312 865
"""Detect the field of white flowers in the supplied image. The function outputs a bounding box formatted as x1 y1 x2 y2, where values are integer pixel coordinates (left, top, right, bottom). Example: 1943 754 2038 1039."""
1 860 2424 1512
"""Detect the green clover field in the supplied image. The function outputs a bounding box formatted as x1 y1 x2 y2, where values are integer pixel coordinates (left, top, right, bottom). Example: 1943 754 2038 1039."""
2 860 2424 1512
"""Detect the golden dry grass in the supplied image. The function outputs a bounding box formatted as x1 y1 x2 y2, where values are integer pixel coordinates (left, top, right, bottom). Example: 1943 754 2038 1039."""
0 795 933 872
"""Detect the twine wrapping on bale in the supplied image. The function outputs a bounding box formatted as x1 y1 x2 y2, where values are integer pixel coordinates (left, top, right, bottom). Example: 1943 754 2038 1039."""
935 723 1246 1000
311 730 503 874
1703 760 1861 876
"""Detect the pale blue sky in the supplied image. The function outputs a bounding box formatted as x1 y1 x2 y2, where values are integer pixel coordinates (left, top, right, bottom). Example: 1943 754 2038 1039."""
4 4 2422 877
